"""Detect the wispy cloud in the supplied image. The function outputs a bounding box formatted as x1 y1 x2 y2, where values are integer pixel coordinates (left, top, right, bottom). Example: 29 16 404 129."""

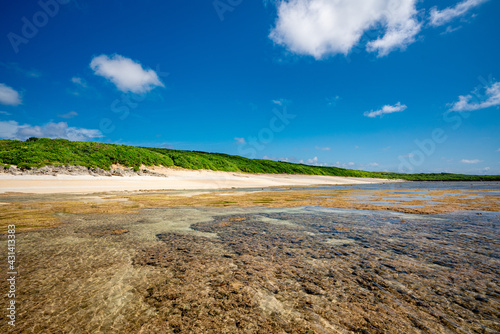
440 25 462 35
272 98 291 106
0 62 41 78
315 146 331 151
58 111 78 119
234 137 246 145
364 102 407 118
71 77 87 88
448 81 500 111
0 111 12 116
0 120 102 141
461 159 482 164
0 83 22 106
326 96 340 107
269 0 421 58
429 0 488 27
90 54 164 94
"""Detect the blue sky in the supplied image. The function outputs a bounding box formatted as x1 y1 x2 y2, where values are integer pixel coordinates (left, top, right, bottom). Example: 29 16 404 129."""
0 0 499 174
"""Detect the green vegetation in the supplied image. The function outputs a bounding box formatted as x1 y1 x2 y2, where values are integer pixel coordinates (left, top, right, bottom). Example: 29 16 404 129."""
0 138 498 181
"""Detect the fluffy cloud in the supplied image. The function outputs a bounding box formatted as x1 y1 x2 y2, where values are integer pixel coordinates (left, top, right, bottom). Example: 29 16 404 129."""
90 54 164 94
0 83 22 106
315 146 331 151
461 159 482 164
269 0 421 58
364 102 407 118
449 82 500 112
0 121 102 141
429 0 488 27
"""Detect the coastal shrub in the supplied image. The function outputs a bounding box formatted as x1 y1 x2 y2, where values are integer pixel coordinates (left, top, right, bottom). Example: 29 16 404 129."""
0 138 498 181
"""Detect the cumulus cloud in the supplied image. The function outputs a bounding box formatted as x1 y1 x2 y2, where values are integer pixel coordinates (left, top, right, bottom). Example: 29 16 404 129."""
364 102 407 118
333 161 356 168
0 121 102 141
0 83 22 106
448 82 500 112
461 159 482 164
269 0 421 58
90 54 164 94
429 0 488 27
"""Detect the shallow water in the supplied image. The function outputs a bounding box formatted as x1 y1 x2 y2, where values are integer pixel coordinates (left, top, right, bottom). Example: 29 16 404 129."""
1 182 499 333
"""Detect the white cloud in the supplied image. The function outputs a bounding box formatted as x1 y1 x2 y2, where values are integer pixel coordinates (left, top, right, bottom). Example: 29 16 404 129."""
333 161 356 168
0 121 102 141
461 159 482 164
90 54 164 94
272 98 291 106
315 146 331 151
440 25 462 35
299 156 318 164
71 77 87 88
58 111 78 119
497 148 500 152
262 156 297 163
368 162 380 167
364 102 407 118
234 137 246 145
269 0 421 58
0 111 11 116
326 96 340 106
449 82 500 112
0 83 22 106
429 0 488 27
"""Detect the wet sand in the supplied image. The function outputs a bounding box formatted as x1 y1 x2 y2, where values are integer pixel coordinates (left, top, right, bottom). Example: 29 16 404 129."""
0 182 499 333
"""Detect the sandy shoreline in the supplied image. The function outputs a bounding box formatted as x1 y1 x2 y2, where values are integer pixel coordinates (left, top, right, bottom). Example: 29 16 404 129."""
0 168 400 194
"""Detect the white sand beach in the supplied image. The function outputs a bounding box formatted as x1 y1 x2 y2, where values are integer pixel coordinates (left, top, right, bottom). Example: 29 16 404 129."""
0 168 399 194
